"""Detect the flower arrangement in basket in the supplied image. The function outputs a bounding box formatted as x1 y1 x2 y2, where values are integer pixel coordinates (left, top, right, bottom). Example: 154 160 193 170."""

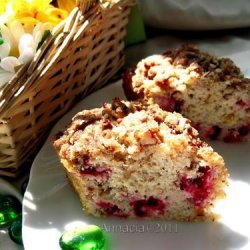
0 0 135 177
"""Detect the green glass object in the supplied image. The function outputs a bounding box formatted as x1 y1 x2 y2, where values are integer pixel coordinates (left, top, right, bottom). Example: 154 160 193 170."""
9 217 23 245
0 195 22 228
59 225 106 250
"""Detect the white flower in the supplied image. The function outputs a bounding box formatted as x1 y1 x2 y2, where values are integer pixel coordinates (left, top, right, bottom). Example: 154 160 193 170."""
0 56 20 86
0 20 52 87
0 24 12 60
18 34 36 64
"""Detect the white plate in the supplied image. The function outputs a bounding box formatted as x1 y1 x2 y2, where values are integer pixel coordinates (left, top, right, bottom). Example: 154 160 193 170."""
23 80 250 250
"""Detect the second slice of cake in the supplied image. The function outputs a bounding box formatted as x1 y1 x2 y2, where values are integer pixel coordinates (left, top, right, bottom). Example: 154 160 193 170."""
123 44 250 142
53 99 228 221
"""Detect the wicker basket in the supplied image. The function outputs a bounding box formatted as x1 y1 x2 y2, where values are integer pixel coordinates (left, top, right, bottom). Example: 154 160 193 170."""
0 0 135 177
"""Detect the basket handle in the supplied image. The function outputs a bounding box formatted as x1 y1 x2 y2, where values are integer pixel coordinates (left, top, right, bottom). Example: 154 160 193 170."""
77 0 98 13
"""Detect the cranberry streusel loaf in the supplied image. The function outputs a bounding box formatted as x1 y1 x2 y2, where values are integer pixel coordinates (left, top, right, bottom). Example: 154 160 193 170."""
53 99 228 221
123 44 250 142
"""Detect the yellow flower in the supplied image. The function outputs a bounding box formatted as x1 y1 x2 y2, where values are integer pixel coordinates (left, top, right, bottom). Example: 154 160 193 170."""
57 0 76 12
1 0 69 30
0 0 8 15
11 0 52 13
13 0 68 25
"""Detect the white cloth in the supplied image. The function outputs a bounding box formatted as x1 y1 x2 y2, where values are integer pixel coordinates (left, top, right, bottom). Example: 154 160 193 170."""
138 0 250 30
125 34 250 76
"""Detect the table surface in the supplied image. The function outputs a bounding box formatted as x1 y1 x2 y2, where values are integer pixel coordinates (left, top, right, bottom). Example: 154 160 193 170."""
1 27 250 249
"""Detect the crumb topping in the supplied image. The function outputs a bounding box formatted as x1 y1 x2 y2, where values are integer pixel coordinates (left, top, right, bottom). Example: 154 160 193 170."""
53 99 222 172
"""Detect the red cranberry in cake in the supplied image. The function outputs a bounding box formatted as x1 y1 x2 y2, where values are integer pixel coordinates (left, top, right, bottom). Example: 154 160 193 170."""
79 165 111 179
238 124 250 136
180 166 214 207
155 96 176 112
131 197 166 217
97 201 127 217
123 44 250 142
236 99 250 109
205 126 222 140
53 99 228 221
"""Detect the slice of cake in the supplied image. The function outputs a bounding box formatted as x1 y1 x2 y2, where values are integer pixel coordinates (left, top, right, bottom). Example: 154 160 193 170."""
123 44 250 142
53 99 228 221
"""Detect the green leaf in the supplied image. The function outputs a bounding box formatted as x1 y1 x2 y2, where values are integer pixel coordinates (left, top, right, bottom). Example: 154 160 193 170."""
124 5 146 47
36 30 51 51
0 32 4 46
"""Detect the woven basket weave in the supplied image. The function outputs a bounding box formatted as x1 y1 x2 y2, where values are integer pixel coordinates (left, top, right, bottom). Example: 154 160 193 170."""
0 0 135 177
